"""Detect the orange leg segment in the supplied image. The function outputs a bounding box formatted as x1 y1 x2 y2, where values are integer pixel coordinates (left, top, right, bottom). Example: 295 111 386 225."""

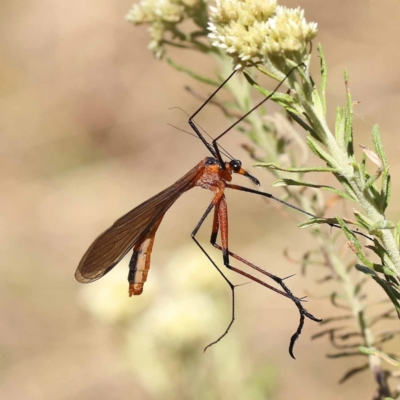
211 195 322 358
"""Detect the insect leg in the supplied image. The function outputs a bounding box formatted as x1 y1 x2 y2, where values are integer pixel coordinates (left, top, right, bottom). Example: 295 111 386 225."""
188 70 237 162
191 192 238 351
211 64 305 164
225 183 372 242
212 195 303 299
214 194 321 359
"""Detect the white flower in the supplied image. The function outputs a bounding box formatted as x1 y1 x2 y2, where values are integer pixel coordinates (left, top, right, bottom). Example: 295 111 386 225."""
208 0 317 70
126 0 206 58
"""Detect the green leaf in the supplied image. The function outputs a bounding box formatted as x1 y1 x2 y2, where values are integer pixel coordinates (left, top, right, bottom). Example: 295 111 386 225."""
298 218 332 229
166 58 220 86
369 219 395 234
319 186 358 201
381 167 391 212
311 82 325 120
360 152 367 180
333 172 359 201
353 210 372 231
306 136 339 168
363 169 381 192
335 106 346 151
355 264 377 275
395 222 400 248
273 179 354 200
243 72 302 115
337 218 374 268
287 111 316 135
338 364 369 384
355 265 400 315
254 163 339 173
358 346 400 367
365 240 397 276
302 100 328 143
298 217 362 230
372 125 388 168
317 43 327 116
273 179 357 201
354 277 369 296
255 65 282 82
343 70 354 158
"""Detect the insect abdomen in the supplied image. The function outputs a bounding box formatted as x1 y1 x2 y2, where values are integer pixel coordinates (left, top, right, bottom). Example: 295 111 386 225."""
128 217 163 296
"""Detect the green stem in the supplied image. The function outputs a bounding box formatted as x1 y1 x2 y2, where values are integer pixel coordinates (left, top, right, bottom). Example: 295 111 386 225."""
297 78 400 275
323 239 390 394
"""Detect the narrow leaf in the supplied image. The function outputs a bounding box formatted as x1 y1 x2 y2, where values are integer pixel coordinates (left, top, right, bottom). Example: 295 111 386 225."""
167 58 220 86
365 239 397 276
255 163 338 173
343 70 354 157
274 179 357 201
358 346 400 366
287 111 316 135
306 136 339 168
335 106 346 151
353 210 372 231
311 83 325 120
363 170 382 192
369 219 395 234
355 264 400 315
372 125 388 168
360 152 367 180
298 217 364 230
317 43 327 116
302 100 328 143
395 222 400 248
333 173 359 200
338 364 369 384
337 218 374 268
381 167 391 212
255 65 282 82
243 72 302 115
327 351 365 358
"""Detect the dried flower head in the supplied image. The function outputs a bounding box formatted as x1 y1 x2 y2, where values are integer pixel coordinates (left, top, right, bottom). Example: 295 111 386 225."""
208 0 317 71
126 0 206 58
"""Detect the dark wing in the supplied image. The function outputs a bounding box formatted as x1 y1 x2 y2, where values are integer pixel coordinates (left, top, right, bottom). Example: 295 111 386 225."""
75 162 204 283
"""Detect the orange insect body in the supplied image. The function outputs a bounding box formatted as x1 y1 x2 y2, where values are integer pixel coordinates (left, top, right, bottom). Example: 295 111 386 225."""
76 64 324 357
128 218 163 296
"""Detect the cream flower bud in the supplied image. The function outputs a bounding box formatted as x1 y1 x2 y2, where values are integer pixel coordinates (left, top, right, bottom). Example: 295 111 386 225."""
208 0 317 70
127 0 206 58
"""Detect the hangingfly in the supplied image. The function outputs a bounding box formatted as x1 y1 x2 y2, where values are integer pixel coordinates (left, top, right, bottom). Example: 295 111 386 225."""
76 65 322 358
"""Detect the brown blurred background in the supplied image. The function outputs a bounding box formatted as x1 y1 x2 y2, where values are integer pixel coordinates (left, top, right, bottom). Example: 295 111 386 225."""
1 0 400 399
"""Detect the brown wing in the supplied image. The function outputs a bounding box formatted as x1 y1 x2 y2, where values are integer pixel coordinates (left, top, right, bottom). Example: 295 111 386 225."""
75 161 204 283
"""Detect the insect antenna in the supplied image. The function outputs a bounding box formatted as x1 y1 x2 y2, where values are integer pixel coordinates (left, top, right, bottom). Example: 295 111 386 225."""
169 106 234 160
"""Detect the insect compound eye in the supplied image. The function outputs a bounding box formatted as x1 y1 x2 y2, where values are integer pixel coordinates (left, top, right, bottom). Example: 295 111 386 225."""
229 159 242 172
205 157 218 166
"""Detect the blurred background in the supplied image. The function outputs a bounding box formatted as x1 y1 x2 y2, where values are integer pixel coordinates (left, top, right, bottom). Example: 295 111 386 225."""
1 0 400 399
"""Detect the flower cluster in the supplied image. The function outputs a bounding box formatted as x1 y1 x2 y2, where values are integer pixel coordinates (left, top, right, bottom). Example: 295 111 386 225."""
208 0 317 70
126 0 206 58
